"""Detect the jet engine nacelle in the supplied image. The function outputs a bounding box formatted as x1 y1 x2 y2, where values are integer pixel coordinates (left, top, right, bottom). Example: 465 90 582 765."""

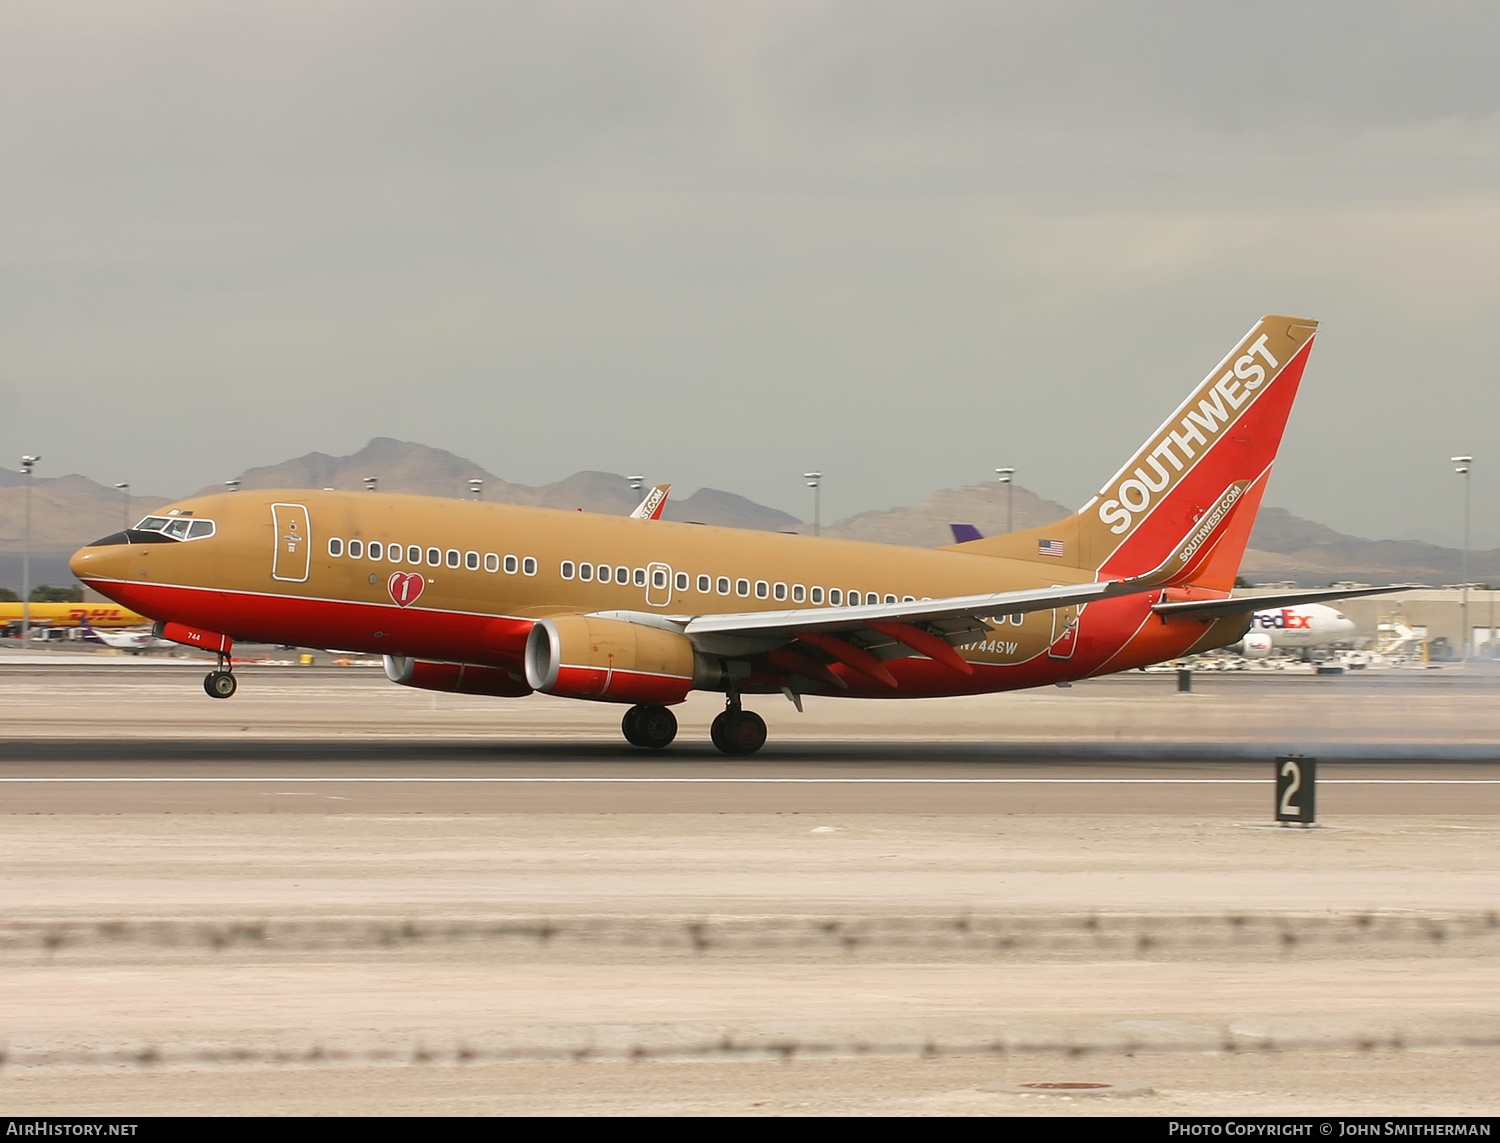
383 655 533 697
1238 632 1274 659
524 615 705 705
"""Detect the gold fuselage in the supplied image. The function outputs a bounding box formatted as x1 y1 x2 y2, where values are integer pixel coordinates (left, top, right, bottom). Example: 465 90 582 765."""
71 489 1235 697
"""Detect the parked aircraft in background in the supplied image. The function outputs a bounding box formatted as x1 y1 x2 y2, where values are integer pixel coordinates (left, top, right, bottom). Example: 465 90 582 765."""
73 315 1408 754
78 616 173 654
0 602 148 631
1231 602 1356 658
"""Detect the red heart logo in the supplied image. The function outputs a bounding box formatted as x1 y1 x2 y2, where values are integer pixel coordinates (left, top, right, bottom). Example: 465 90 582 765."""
388 571 426 608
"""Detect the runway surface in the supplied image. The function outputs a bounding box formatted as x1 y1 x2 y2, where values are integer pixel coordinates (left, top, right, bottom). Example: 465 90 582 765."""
3 666 1498 1115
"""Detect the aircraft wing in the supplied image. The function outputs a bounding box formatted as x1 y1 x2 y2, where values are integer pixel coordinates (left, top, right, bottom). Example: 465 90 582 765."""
588 580 1167 686
1151 584 1420 621
680 580 1146 639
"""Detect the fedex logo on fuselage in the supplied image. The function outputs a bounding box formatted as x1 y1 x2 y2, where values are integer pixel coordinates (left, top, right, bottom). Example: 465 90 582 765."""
1097 333 1280 535
1255 609 1311 630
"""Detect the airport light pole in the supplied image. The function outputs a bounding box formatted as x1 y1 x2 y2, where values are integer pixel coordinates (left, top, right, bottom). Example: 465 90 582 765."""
804 472 822 537
114 482 130 530
1453 455 1473 659
20 455 38 646
468 479 483 501
995 467 1015 534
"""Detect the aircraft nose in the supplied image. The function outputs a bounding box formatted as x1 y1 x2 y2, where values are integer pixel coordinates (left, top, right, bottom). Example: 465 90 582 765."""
71 540 129 583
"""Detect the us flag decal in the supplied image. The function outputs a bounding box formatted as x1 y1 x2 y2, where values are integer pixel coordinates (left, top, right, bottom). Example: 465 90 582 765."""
1038 539 1065 557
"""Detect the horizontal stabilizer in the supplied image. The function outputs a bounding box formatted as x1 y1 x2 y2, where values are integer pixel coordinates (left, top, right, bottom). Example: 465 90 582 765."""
1152 584 1422 621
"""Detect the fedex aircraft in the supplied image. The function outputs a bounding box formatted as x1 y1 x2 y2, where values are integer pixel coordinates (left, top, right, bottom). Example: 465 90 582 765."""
1233 602 1356 658
70 315 1403 754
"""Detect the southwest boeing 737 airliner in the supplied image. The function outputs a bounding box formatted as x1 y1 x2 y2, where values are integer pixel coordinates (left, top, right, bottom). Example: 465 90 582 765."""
70 315 1403 753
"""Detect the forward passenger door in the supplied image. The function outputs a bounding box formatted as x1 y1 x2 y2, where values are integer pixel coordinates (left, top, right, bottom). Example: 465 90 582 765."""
271 503 311 582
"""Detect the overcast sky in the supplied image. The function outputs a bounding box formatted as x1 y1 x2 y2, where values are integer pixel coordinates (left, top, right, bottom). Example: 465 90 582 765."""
3 1 1499 542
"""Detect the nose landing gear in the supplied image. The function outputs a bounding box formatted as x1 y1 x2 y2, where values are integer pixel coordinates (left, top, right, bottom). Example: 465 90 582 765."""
203 652 237 699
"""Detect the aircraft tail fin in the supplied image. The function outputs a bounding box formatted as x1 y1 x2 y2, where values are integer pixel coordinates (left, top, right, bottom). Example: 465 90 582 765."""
944 315 1318 592
629 483 671 521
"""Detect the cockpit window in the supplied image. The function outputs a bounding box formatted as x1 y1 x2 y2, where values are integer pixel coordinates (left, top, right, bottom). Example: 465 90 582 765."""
131 515 215 541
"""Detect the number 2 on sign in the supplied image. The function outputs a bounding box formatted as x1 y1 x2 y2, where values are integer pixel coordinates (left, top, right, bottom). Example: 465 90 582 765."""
1279 759 1302 817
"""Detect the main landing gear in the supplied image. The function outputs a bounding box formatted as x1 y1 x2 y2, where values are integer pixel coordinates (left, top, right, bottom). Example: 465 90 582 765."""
709 686 766 756
203 654 237 699
622 704 678 749
618 691 768 755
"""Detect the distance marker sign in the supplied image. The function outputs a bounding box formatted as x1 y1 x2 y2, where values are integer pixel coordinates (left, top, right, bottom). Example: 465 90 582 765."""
1275 754 1316 825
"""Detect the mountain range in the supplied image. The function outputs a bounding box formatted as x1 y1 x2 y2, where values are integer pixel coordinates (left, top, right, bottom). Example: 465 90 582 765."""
0 437 1491 591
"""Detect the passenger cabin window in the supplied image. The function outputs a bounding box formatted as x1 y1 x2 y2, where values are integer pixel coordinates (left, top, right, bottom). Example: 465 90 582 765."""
522 557 537 576
847 591 860 606
633 568 645 587
754 580 768 599
736 578 750 597
579 563 593 581
409 546 422 564
598 564 611 583
348 540 363 558
390 545 402 563
829 588 842 605
446 550 460 568
697 574 711 593
561 561 576 580
465 551 479 570
792 585 805 603
716 577 730 595
811 587 824 604
616 566 628 585
675 572 689 591
652 569 667 589
328 538 344 557
426 548 441 567
885 595 896 604
774 583 787 601
484 554 499 572
504 555 518 574
368 541 382 560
